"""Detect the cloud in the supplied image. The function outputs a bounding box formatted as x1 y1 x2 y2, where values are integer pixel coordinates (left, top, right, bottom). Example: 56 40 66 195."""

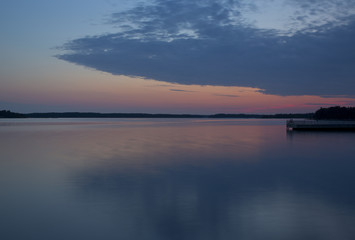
169 89 196 92
305 103 335 106
145 84 174 88
214 94 239 98
318 94 355 98
57 0 355 96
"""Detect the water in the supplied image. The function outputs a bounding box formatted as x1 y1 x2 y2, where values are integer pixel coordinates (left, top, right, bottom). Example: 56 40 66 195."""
1 118 355 240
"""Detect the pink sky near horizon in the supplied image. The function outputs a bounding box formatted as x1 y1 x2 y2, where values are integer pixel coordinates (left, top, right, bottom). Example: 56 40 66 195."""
1 64 354 114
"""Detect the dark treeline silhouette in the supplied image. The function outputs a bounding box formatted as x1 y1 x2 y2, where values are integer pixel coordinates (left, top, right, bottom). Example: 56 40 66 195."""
211 113 313 119
25 112 205 118
314 106 355 120
0 110 313 119
0 110 26 118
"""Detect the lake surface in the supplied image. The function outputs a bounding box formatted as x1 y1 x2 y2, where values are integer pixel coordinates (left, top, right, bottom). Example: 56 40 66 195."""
1 118 355 240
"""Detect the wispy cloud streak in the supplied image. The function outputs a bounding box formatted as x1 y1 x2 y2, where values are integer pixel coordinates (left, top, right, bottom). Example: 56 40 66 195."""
170 89 196 92
214 94 239 98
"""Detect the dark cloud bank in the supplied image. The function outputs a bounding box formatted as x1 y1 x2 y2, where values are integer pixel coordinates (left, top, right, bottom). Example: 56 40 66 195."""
57 0 355 96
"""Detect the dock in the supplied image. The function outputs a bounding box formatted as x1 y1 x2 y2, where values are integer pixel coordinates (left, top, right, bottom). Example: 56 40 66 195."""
286 120 355 130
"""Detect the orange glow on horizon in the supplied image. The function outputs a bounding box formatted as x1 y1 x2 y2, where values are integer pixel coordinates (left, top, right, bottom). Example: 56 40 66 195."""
1 68 354 114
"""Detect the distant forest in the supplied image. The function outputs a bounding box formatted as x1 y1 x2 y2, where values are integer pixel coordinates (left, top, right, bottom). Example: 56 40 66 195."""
314 106 355 120
1 107 354 119
0 110 26 118
1 109 313 119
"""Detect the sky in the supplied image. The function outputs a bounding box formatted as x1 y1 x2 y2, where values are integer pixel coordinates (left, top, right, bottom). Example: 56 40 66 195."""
1 0 355 114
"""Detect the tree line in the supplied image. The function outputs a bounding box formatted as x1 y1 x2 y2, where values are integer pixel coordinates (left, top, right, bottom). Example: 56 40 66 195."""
314 106 355 120
1 107 354 119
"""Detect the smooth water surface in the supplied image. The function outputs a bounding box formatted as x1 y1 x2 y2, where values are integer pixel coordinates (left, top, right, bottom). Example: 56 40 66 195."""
1 119 355 240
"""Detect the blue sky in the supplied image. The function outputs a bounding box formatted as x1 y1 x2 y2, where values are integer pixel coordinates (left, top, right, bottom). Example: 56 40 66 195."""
1 0 355 113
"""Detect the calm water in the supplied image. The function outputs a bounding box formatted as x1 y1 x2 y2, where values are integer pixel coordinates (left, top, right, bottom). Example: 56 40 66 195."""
1 118 355 240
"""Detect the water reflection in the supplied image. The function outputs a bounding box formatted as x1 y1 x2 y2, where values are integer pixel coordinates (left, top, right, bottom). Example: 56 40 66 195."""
75 161 355 239
1 119 355 240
